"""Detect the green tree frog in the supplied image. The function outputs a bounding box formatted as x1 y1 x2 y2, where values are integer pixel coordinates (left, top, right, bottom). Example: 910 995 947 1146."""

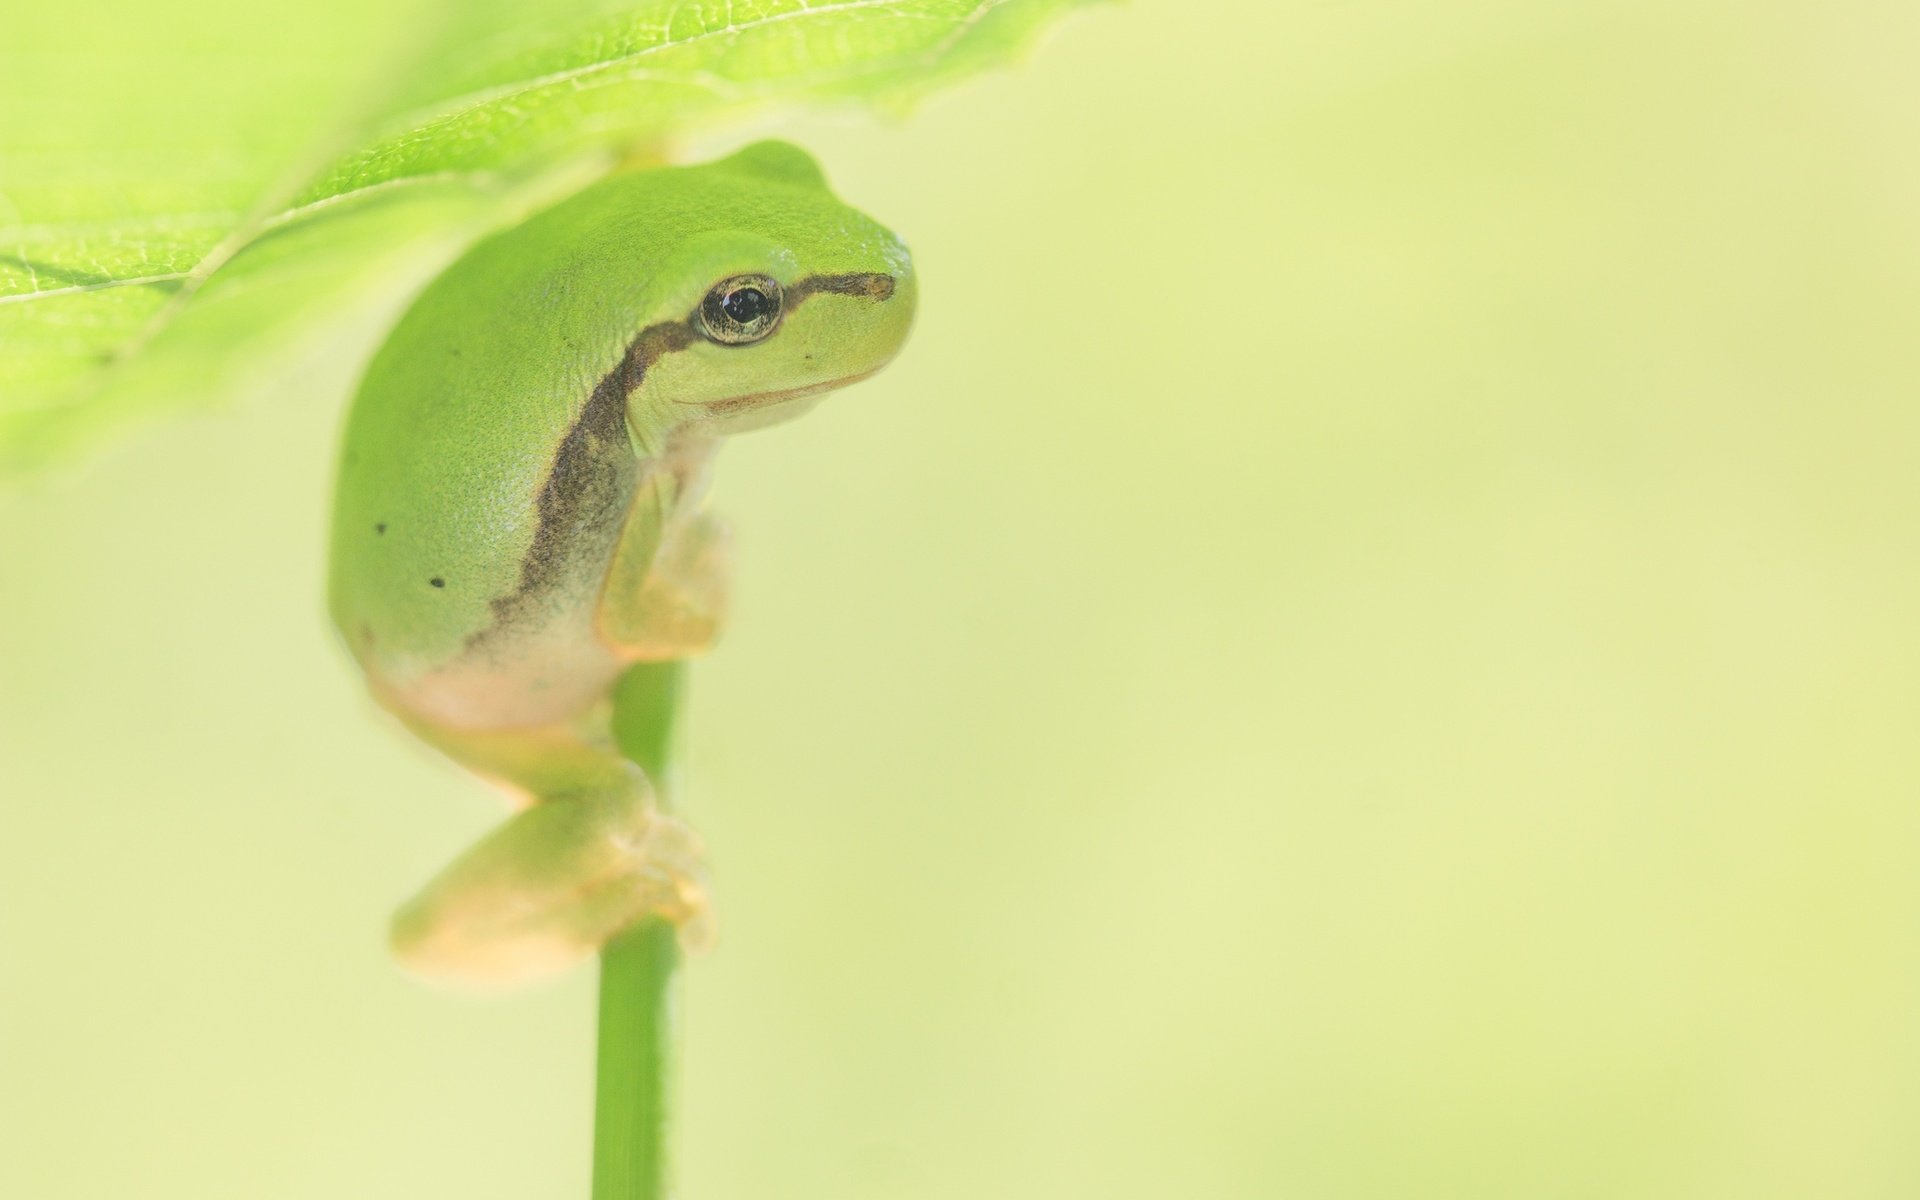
327 142 915 985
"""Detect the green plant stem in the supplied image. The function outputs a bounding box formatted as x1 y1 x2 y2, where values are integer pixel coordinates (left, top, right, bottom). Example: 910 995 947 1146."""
593 922 677 1200
594 661 688 1200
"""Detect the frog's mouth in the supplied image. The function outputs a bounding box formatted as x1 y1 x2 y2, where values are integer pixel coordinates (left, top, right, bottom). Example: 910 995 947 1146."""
691 366 884 417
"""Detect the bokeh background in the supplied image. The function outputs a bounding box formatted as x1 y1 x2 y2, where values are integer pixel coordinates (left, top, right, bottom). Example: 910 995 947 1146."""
6 1 1920 1196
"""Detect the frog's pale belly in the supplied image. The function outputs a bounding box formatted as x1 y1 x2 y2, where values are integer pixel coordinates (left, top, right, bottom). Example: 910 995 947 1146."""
376 604 626 730
348 476 636 730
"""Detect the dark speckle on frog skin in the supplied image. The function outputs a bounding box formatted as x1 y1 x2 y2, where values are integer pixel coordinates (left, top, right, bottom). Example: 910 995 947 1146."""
375 522 387 535
430 577 446 589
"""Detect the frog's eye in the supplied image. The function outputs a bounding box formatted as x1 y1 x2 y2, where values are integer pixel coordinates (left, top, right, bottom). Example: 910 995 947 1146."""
699 274 784 345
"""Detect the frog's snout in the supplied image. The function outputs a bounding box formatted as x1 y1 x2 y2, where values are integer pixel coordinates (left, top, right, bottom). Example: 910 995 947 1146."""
873 261 917 343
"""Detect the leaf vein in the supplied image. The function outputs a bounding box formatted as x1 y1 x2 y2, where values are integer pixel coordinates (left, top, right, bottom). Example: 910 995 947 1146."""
0 272 191 306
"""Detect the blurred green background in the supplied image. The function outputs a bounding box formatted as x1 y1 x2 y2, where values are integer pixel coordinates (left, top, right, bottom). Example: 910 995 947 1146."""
6 1 1920 1196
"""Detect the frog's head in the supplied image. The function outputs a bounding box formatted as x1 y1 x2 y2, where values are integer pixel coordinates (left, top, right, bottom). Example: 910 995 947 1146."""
631 141 918 437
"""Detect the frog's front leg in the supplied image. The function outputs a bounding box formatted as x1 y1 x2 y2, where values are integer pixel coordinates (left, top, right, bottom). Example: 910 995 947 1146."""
599 499 734 660
390 719 709 985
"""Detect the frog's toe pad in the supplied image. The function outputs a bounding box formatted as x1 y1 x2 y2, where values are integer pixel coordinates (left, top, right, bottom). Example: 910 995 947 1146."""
611 812 716 953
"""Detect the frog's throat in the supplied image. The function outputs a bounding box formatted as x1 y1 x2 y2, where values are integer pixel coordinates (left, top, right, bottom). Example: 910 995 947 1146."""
691 365 884 417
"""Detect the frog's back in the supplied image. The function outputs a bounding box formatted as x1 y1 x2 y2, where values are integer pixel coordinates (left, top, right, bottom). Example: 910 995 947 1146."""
328 176 673 728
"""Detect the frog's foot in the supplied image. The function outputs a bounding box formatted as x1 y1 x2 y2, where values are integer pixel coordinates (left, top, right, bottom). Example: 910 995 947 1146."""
390 769 712 986
599 511 733 659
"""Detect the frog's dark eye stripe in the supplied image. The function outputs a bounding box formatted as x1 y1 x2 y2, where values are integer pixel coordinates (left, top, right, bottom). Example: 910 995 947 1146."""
699 274 783 344
786 272 896 303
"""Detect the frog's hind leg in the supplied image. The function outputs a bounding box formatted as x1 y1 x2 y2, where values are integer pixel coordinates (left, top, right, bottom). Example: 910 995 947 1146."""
389 714 708 986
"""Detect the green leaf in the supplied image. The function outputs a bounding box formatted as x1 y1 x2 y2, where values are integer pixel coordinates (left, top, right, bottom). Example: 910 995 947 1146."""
0 0 1095 471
